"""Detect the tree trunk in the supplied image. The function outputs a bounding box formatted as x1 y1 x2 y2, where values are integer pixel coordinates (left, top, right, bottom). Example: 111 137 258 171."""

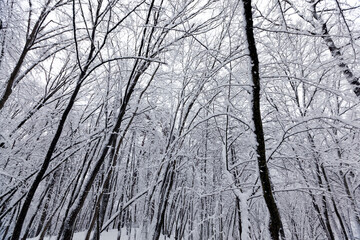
310 1 360 97
241 0 285 239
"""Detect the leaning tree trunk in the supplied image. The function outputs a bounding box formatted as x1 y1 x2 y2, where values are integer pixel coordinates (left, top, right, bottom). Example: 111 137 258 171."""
0 0 54 111
241 0 285 239
58 66 146 240
9 0 102 236
10 67 91 240
310 1 360 97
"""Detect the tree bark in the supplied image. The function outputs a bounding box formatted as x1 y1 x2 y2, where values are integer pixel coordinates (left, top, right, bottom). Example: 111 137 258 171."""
0 0 52 110
10 73 85 240
310 2 360 97
241 0 285 239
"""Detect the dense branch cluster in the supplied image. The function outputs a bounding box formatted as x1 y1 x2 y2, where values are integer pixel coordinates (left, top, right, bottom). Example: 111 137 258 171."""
0 0 359 239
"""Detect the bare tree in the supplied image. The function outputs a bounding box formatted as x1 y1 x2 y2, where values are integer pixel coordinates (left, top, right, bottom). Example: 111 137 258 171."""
241 0 285 239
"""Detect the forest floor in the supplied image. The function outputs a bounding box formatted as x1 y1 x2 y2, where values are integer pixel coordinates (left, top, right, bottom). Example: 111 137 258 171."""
27 229 174 240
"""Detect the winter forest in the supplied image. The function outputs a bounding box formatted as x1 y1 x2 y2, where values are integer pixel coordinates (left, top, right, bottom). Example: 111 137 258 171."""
0 0 360 239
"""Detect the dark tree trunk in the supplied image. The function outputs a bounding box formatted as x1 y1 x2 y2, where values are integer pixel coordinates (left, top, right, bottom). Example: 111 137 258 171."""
152 161 176 240
236 197 242 239
310 1 360 97
0 0 52 110
10 76 85 240
241 0 285 239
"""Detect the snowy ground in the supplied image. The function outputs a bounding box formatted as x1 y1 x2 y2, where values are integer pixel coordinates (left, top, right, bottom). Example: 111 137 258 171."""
27 229 173 240
27 229 119 240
